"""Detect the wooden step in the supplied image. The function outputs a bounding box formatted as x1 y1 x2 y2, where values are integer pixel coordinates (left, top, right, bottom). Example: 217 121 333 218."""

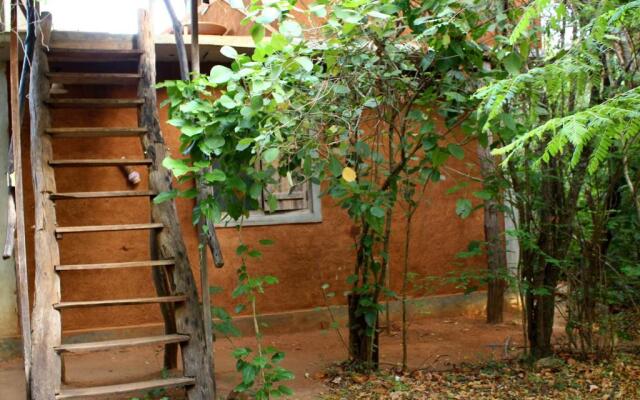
51 191 156 200
55 377 195 399
49 159 152 167
54 295 187 309
47 127 147 138
56 259 175 271
56 223 164 234
45 98 144 108
47 73 141 85
54 334 189 354
46 47 143 63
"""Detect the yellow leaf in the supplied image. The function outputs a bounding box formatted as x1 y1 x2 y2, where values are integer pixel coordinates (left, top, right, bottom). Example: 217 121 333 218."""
342 167 357 182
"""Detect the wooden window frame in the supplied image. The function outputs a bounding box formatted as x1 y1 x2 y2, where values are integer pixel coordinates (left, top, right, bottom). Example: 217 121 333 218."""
215 183 322 227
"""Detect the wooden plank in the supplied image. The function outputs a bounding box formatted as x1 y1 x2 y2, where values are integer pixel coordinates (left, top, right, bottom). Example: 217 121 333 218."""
45 98 144 108
54 295 187 309
9 2 32 397
49 158 152 167
47 127 146 138
46 72 141 85
55 223 164 234
55 377 195 399
56 259 175 271
28 10 61 400
54 334 189 354
46 47 143 62
138 10 215 399
51 190 156 200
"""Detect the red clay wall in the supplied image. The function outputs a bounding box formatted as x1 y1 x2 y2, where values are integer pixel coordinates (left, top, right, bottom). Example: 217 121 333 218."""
20 79 485 334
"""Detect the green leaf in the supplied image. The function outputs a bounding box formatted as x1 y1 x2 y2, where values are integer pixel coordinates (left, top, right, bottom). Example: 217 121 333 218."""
236 138 253 151
259 239 274 246
181 125 204 137
256 7 280 24
153 190 177 204
503 52 523 75
267 194 278 211
248 249 262 258
249 183 263 200
236 244 248 255
472 190 493 200
220 45 238 59
367 10 390 19
262 148 280 163
204 169 226 182
295 56 313 72
162 156 194 178
370 206 385 218
455 198 473 219
250 24 265 44
218 95 236 109
210 65 233 85
447 143 465 160
227 0 243 9
281 20 302 37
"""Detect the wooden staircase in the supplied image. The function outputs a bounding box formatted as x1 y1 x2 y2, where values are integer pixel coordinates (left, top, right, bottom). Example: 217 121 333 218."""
27 11 214 400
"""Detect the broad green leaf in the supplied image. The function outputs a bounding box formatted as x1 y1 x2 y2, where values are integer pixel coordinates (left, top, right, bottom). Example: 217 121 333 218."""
204 169 226 182
281 20 302 37
162 156 194 178
367 11 390 19
218 95 236 109
455 198 473 219
210 65 233 85
503 52 522 75
262 148 280 163
250 24 265 44
236 138 253 151
181 125 204 137
256 7 279 24
220 45 238 59
153 190 177 204
447 143 465 160
295 56 313 72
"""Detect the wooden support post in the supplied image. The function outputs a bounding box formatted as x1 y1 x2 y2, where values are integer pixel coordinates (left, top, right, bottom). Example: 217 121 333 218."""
162 0 189 80
190 0 199 74
137 10 215 399
9 1 32 397
1 0 5 32
28 10 60 400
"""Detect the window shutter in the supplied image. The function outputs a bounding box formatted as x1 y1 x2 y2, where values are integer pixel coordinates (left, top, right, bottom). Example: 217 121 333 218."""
263 174 309 212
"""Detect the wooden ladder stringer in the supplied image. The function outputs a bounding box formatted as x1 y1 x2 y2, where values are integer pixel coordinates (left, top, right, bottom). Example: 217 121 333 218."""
136 10 215 399
28 13 63 400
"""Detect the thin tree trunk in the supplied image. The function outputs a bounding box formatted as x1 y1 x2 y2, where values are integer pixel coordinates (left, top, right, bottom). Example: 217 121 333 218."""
401 210 415 372
477 142 507 323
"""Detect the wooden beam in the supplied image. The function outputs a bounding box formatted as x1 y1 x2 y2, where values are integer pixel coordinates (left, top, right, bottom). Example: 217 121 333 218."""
28 10 60 400
137 9 215 399
9 1 32 397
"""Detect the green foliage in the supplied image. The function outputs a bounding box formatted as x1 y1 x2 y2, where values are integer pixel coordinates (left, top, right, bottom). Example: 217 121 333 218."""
476 0 640 357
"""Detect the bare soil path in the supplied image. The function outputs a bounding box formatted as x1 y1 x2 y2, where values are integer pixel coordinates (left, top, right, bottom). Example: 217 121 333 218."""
0 313 523 399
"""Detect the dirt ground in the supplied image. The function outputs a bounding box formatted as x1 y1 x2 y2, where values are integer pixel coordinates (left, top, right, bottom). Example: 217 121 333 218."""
0 313 524 399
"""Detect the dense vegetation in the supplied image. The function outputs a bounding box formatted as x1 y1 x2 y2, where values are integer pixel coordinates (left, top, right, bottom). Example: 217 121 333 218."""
158 0 640 397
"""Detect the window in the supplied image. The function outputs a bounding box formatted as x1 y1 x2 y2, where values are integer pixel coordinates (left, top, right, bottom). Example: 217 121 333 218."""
217 177 322 227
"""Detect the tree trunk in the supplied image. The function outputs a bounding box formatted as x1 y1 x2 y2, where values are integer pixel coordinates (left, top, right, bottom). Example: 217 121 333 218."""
477 142 507 324
348 294 379 369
